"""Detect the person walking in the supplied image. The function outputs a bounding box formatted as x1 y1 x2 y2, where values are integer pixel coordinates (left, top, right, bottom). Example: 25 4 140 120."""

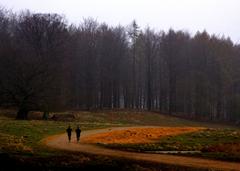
66 125 72 142
75 125 81 143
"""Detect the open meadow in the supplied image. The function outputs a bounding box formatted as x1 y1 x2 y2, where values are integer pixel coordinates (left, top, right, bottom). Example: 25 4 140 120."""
0 109 239 171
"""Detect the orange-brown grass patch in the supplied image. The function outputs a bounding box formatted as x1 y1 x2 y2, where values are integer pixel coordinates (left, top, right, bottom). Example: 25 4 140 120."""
81 127 205 144
203 143 240 154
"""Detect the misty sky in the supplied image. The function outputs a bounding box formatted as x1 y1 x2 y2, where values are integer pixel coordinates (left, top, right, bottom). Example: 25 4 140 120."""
1 0 240 43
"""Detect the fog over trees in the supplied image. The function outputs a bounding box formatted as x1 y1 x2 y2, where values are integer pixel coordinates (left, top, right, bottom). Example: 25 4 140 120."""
0 8 240 122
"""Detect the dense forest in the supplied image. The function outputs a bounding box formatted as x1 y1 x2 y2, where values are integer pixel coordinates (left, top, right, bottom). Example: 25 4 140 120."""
0 8 240 122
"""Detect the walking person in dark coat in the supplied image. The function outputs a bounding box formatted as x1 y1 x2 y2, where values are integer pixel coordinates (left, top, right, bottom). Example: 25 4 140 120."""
66 125 72 142
75 125 81 143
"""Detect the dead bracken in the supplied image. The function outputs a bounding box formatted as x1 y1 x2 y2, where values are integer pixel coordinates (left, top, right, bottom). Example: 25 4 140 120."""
81 127 205 144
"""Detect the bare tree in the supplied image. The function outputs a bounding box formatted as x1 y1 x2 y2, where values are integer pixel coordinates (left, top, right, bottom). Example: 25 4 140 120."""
0 11 68 119
140 28 159 110
127 20 140 108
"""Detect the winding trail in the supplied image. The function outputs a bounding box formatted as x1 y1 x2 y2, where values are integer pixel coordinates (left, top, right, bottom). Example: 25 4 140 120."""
43 127 240 171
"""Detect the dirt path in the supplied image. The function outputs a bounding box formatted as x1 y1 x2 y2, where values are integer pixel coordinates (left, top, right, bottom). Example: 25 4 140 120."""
43 127 240 171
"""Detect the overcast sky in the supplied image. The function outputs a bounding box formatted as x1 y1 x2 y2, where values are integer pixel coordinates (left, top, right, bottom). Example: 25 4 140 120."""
1 0 240 43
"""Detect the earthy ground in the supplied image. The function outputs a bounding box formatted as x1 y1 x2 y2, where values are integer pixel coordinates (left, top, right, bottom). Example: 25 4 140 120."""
43 127 240 171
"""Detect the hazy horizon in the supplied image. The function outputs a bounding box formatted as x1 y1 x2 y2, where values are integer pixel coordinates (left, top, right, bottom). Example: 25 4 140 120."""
1 0 240 43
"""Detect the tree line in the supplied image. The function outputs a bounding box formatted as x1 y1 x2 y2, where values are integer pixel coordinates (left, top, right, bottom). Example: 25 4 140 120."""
0 8 240 122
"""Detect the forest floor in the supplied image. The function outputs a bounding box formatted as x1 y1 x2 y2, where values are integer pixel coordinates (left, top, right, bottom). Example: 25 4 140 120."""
43 127 240 171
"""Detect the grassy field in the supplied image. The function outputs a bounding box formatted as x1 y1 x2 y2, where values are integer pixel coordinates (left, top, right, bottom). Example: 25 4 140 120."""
0 109 239 170
101 128 240 162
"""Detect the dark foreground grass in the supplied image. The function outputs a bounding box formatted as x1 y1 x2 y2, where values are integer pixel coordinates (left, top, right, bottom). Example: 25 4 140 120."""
0 151 211 171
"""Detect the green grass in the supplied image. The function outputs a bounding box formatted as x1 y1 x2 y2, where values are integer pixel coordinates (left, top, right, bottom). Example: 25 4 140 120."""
0 117 121 156
47 110 239 128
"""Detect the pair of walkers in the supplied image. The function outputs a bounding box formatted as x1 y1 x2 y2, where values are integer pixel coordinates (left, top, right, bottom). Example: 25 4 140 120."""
66 125 81 143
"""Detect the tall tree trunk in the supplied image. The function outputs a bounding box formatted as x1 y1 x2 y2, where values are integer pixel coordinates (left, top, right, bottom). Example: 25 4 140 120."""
16 107 29 120
169 70 176 115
